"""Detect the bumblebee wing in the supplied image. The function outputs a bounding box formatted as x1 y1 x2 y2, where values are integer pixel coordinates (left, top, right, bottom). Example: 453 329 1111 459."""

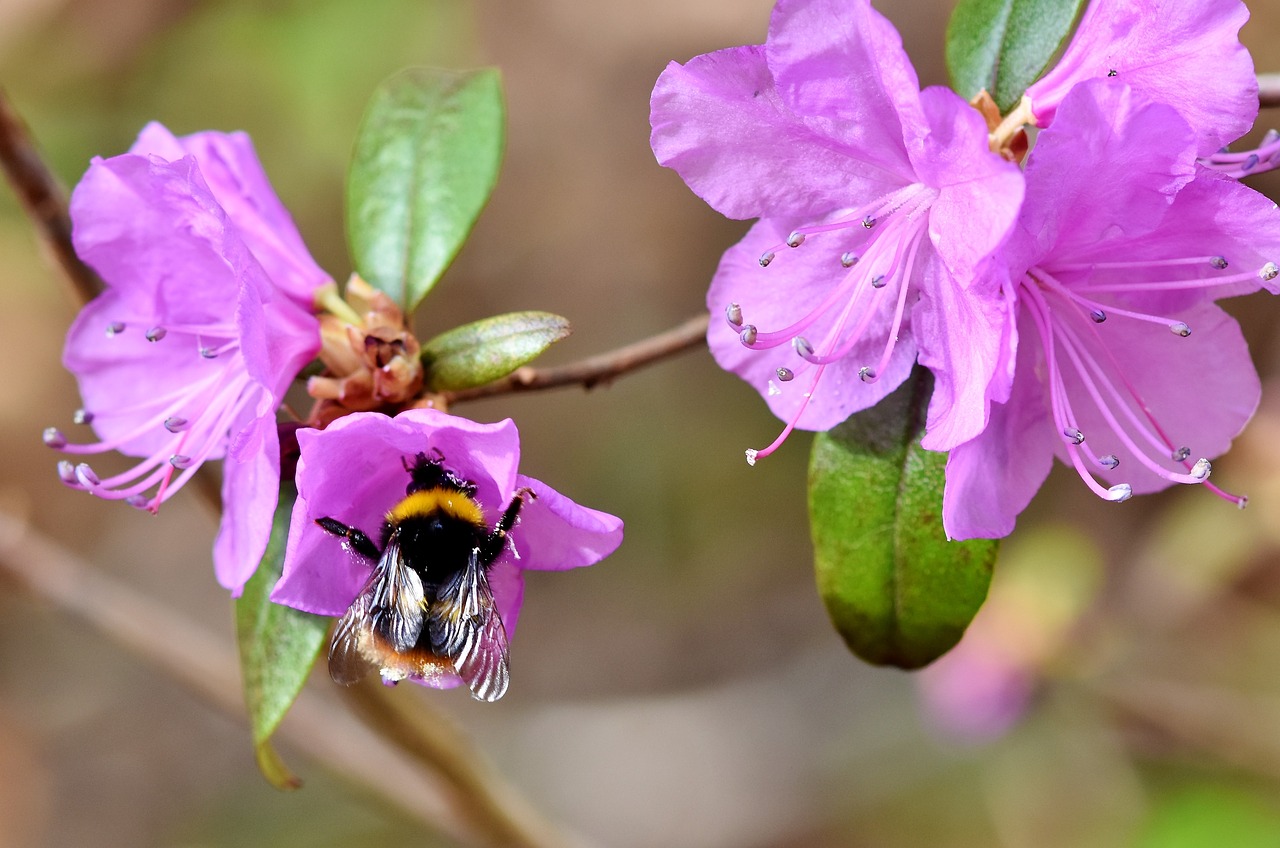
328 572 377 686
368 537 425 653
428 547 510 702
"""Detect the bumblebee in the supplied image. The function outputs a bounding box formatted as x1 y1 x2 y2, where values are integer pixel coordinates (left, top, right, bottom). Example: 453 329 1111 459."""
318 450 533 702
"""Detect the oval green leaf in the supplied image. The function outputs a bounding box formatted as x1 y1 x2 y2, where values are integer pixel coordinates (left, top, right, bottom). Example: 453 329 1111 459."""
946 0 1085 112
347 66 505 314
421 311 571 391
808 369 997 669
235 483 328 790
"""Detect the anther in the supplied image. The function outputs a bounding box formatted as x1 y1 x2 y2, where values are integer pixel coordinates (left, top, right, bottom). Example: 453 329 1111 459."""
862 215 877 229
1063 427 1084 445
75 463 100 488
1171 446 1191 462
56 461 78 486
1106 483 1133 502
840 252 859 268
73 408 94 425
1244 153 1260 172
745 449 759 467
1261 261 1279 281
145 326 167 342
793 336 815 359
106 321 125 336
1210 256 1229 270
739 325 758 346
786 231 805 248
1189 457 1212 481
1090 309 1107 323
1106 69 1118 77
163 416 189 433
42 427 67 449
871 275 887 289
1170 322 1191 337
199 346 219 359
126 494 152 510
776 367 794 382
858 366 876 382
726 302 744 327
169 454 194 469
1099 454 1120 470
759 251 775 268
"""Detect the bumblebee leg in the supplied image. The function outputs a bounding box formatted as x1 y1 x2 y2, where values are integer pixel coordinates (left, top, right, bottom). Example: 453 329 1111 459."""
316 517 381 561
479 487 536 566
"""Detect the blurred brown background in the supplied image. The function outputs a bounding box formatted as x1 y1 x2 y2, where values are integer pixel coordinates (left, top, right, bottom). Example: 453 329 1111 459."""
5 0 1280 846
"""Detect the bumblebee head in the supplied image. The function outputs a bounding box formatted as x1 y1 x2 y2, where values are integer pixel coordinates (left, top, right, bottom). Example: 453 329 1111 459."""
403 450 478 498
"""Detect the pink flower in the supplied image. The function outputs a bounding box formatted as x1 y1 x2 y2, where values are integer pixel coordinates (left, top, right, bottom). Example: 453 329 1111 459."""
650 0 1023 462
270 408 624 693
1023 0 1256 156
944 81 1280 540
45 123 327 592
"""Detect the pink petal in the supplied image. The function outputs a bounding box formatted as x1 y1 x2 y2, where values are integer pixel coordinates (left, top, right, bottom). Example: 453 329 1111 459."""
512 474 624 572
1025 0 1256 155
650 45 904 220
131 123 330 305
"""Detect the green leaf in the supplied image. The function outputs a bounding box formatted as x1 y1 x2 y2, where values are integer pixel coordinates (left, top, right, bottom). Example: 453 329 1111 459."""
347 66 505 314
946 0 1085 112
808 368 997 669
235 483 329 790
421 311 571 391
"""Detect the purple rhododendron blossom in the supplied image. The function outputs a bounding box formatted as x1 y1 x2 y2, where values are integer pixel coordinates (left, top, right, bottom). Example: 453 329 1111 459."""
650 0 1024 462
270 408 624 691
1023 0 1256 156
46 123 328 592
943 81 1280 540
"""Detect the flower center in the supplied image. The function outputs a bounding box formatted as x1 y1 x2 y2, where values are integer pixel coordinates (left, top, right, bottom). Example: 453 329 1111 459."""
1020 248 1278 506
44 318 261 512
723 183 938 464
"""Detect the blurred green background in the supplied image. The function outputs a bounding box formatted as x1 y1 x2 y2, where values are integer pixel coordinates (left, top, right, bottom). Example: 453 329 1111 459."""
5 1 1280 846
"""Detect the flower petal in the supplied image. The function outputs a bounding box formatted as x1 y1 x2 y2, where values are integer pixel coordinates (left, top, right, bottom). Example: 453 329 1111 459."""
917 254 1013 451
1017 81 1196 265
131 123 330 305
1025 0 1256 155
70 153 241 322
650 45 904 220
512 474 624 572
766 0 922 170
214 408 281 594
942 319 1057 540
918 86 1024 284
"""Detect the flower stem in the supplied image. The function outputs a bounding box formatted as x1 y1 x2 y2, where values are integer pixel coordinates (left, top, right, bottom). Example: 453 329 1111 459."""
313 280 364 325
442 313 710 404
988 95 1035 151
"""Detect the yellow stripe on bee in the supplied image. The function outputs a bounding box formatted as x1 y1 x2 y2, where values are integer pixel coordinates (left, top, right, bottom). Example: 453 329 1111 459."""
387 488 485 528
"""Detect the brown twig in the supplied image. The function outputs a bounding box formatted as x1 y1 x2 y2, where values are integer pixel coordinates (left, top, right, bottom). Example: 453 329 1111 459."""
443 313 710 404
344 684 588 848
0 89 101 303
1260 73 1280 110
0 508 583 847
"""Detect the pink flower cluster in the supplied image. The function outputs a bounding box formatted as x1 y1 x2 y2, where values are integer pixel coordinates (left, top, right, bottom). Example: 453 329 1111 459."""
652 0 1280 538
